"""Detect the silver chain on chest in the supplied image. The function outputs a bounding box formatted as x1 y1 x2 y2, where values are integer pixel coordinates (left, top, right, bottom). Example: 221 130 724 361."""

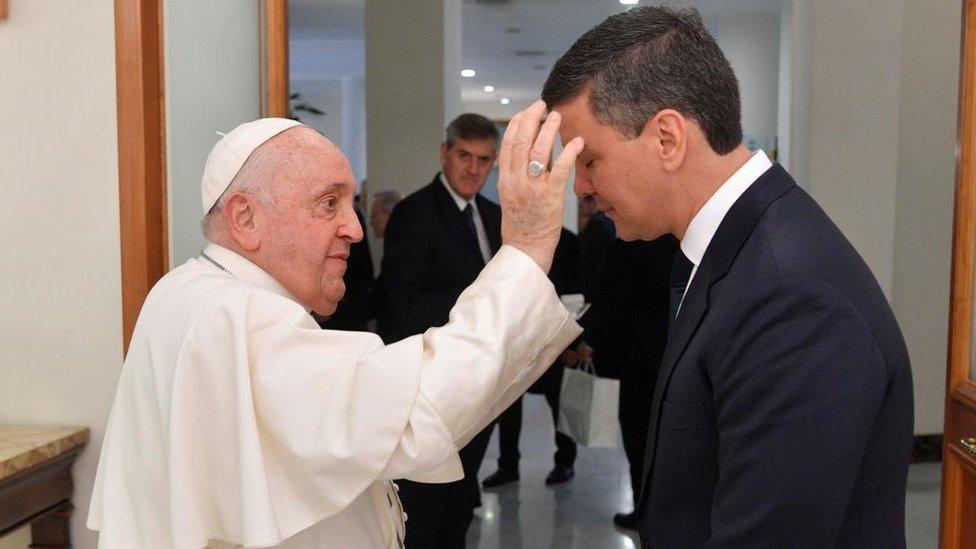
201 253 234 276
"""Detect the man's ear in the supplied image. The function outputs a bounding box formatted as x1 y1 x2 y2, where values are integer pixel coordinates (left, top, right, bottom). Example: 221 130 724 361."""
222 192 261 252
641 109 687 172
439 142 450 165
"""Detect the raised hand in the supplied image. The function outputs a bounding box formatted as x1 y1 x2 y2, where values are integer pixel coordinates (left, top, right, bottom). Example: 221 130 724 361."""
497 100 585 273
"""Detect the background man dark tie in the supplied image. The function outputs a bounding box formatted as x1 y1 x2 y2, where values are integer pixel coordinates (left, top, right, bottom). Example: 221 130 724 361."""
381 113 501 548
543 6 914 547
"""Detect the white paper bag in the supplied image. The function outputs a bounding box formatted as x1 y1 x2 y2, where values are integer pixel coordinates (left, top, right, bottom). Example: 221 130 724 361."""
559 293 590 321
557 360 621 448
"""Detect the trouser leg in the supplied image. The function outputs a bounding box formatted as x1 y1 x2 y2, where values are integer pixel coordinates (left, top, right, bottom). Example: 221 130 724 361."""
399 480 448 548
496 397 522 471
544 372 576 467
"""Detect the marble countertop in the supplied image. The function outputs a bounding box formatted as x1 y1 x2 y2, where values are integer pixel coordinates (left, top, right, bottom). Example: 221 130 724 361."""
0 425 89 481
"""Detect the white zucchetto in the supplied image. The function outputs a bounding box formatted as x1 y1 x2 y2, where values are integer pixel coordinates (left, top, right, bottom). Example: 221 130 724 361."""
201 118 305 213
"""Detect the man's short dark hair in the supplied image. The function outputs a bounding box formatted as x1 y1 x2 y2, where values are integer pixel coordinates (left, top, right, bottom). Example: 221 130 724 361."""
445 113 499 148
542 6 742 154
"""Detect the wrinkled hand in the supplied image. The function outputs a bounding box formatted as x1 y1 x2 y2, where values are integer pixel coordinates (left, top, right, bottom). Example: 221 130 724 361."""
498 100 584 273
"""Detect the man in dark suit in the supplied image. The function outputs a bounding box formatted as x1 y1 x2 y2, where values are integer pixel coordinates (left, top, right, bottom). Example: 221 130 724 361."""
543 6 913 547
482 228 582 488
316 204 374 331
367 190 401 342
578 211 677 528
381 113 501 548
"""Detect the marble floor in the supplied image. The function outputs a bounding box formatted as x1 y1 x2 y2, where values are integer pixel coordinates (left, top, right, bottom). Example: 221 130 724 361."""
467 394 943 549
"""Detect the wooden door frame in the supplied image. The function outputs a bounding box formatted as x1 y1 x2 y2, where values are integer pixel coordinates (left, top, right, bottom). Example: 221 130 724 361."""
114 0 168 353
114 1 287 352
262 0 289 118
941 0 976 546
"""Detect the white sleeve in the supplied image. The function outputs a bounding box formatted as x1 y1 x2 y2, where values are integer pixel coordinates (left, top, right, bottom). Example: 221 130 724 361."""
88 246 580 548
379 245 583 482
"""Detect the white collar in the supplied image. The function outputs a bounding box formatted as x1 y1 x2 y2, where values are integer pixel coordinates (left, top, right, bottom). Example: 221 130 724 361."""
439 172 477 212
681 150 773 268
201 242 307 310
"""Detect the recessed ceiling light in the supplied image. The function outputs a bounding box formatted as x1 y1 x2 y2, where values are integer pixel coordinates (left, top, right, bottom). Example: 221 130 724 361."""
461 69 476 78
500 98 511 105
620 0 639 4
484 85 495 92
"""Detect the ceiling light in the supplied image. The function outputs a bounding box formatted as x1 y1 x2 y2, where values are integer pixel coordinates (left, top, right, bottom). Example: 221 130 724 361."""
500 98 510 105
620 0 639 4
484 85 495 92
461 69 476 78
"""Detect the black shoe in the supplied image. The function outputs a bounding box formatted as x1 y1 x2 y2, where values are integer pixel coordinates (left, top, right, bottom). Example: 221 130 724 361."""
613 511 640 530
482 468 520 488
544 465 575 485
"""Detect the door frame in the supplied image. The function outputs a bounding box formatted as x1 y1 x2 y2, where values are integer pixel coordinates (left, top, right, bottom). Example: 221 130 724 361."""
114 0 286 352
262 0 289 118
941 0 976 546
114 0 168 353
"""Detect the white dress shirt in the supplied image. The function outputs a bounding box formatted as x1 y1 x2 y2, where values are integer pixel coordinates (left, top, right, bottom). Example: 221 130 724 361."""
440 173 493 263
679 150 773 302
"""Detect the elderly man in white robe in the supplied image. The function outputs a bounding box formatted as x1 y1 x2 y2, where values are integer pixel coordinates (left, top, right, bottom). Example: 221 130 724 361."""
87 101 585 548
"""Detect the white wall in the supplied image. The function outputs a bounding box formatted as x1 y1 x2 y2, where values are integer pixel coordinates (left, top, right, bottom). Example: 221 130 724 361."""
787 0 813 189
289 35 368 183
443 0 462 123
365 0 457 199
776 1 793 173
0 2 122 547
165 0 261 267
806 1 904 297
716 15 780 153
291 79 345 152
342 76 368 184
291 38 365 81
891 0 960 435
290 77 368 185
792 0 960 434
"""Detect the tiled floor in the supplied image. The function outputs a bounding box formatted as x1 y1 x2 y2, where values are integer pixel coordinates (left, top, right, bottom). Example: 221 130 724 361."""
467 394 942 549
906 462 942 549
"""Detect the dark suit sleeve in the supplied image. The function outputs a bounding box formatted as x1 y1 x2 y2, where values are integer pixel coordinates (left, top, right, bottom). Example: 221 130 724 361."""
704 273 889 547
579 239 632 351
320 209 374 331
381 201 465 340
550 229 582 296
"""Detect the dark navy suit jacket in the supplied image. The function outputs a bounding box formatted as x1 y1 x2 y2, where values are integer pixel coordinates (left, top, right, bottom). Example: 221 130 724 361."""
381 174 501 343
637 165 914 548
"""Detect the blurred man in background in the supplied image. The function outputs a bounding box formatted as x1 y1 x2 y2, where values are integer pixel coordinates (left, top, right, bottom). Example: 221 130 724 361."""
382 113 503 548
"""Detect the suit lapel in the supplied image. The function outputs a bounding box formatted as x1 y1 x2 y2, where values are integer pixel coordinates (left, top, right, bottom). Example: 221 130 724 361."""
637 164 797 509
430 176 483 260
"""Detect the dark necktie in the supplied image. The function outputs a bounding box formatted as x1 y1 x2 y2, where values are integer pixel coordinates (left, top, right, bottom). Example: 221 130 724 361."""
462 203 479 245
669 251 694 321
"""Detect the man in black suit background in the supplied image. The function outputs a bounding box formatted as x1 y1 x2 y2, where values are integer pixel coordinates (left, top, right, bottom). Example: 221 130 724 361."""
316 204 374 331
381 113 501 548
577 205 676 528
482 227 582 489
543 6 913 547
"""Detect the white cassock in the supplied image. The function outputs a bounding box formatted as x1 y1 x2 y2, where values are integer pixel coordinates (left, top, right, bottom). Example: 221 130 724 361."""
88 242 581 548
